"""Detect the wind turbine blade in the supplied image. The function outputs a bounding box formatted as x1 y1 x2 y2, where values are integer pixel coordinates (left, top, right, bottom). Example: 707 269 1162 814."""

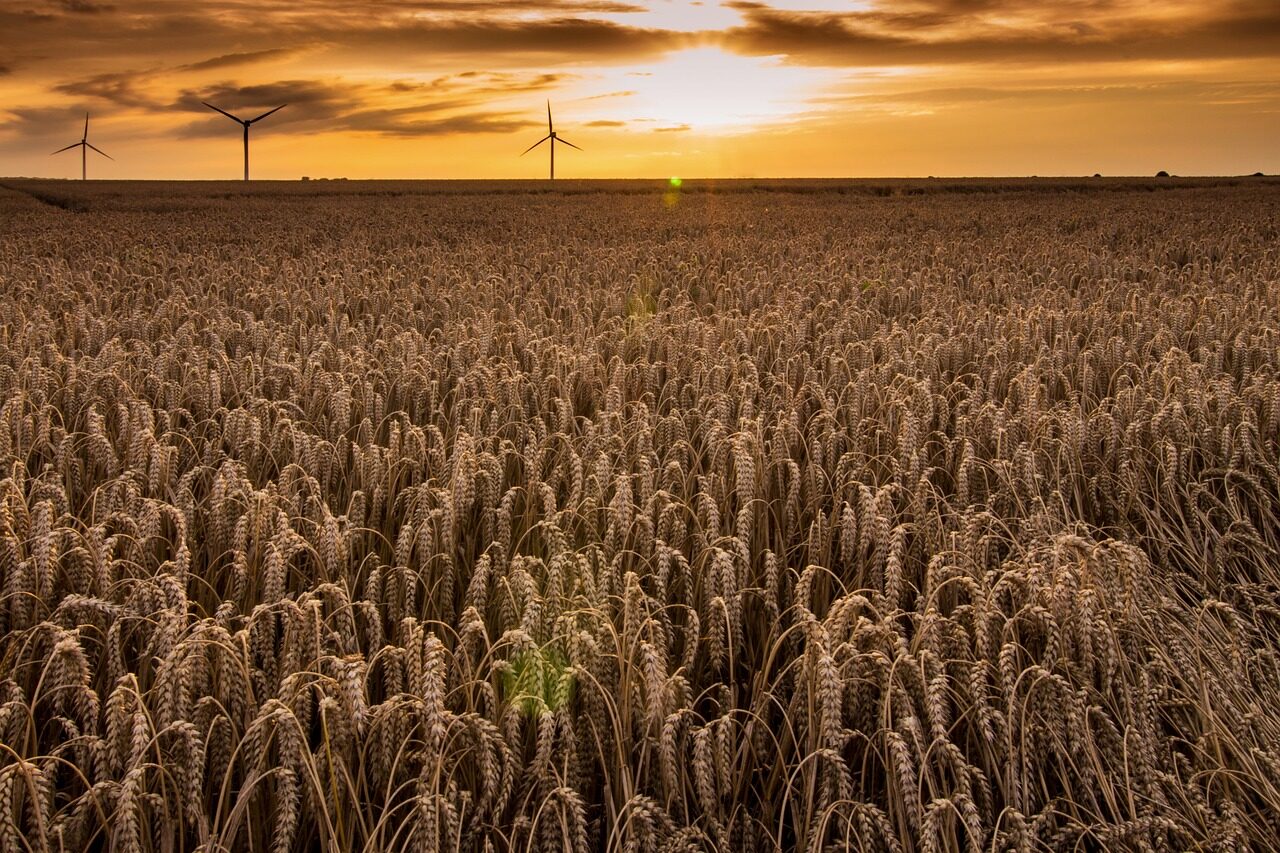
51 142 81 155
83 112 89 141
547 100 553 134
203 101 243 123
521 135 551 156
557 137 582 151
249 104 287 123
86 142 113 160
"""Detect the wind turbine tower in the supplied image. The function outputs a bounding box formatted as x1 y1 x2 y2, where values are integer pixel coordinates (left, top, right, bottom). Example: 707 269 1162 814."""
202 101 287 180
52 113 112 180
522 101 581 180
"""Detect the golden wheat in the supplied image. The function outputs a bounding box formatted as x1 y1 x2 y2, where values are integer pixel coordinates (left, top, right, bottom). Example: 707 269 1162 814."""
0 177 1278 851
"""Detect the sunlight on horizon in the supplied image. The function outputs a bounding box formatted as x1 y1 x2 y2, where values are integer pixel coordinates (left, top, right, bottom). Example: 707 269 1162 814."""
586 48 831 131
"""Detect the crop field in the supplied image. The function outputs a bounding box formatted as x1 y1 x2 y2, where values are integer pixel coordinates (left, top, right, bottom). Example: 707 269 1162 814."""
1 177 1279 852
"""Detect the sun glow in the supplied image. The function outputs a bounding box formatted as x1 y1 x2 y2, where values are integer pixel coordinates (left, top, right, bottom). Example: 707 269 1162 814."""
587 48 828 131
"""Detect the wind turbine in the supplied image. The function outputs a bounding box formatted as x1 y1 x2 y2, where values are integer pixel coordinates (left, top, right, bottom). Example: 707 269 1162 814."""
521 101 580 180
51 113 112 180
202 101 287 181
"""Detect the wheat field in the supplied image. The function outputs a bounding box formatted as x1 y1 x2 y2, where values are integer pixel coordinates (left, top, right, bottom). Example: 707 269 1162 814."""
1 178 1278 852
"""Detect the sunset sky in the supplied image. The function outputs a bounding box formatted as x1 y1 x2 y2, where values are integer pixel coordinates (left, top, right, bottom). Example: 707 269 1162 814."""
1 0 1278 179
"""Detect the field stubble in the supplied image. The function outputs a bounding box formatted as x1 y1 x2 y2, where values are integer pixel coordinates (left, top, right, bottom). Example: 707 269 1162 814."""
0 179 1279 851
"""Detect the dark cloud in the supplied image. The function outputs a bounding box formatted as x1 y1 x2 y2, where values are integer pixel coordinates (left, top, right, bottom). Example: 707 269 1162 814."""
341 109 536 136
53 0 1273 78
721 0 1280 65
0 106 99 141
359 0 647 10
16 65 576 143
238 0 648 11
653 124 690 132
166 77 545 139
174 80 353 134
178 48 303 72
45 0 1274 75
415 71 574 95
0 3 685 69
8 1 1277 73
53 70 154 107
324 17 688 60
59 0 114 12
587 119 626 126
4 107 81 133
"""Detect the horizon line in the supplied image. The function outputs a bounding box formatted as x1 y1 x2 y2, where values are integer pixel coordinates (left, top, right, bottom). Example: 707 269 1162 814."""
2 173 1275 182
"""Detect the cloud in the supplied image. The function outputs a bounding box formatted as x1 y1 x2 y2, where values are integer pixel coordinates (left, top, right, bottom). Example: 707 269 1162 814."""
587 119 627 126
781 79 1280 141
829 80 1280 111
653 123 691 132
236 0 648 11
365 0 647 10
173 80 356 134
340 109 536 136
0 3 689 69
53 70 155 107
166 77 547 139
24 64 577 143
414 70 575 95
720 0 1280 66
323 17 689 60
58 0 114 12
178 48 304 72
0 106 96 140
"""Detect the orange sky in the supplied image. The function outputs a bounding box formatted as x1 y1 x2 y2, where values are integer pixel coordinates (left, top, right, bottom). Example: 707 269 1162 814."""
1 0 1278 179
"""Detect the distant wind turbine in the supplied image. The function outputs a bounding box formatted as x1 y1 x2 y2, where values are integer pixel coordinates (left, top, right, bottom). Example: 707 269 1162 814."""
51 113 112 181
521 101 580 180
203 101 287 181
